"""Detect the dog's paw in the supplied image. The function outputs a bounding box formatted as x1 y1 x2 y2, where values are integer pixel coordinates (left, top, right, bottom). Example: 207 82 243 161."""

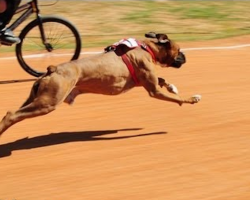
191 94 202 103
167 84 179 94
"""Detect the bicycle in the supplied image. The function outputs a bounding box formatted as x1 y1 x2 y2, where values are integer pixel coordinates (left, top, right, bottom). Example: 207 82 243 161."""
0 0 82 77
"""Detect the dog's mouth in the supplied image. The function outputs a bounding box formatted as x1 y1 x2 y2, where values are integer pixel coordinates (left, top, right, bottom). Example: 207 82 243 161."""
171 51 186 68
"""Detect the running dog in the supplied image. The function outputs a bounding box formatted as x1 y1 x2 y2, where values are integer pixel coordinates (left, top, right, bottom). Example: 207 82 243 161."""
0 32 201 136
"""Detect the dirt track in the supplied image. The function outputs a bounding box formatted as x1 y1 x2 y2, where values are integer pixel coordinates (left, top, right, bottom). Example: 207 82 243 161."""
0 37 250 200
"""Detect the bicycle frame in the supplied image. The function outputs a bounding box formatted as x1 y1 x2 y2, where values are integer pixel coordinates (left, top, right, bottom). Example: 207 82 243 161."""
7 0 49 47
8 0 39 31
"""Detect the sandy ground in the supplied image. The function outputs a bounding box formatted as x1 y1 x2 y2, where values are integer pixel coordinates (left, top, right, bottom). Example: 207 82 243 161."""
0 36 250 200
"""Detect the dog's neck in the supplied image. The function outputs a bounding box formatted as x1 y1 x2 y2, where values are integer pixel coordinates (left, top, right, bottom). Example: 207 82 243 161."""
143 40 163 62
140 42 156 62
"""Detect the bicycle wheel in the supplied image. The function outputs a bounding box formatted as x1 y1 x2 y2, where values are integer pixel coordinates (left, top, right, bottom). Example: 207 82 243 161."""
16 16 82 77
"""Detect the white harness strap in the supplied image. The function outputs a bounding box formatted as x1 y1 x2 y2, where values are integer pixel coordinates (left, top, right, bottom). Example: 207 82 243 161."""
113 38 139 49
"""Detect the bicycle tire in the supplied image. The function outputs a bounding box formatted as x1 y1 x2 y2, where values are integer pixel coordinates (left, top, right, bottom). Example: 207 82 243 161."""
16 16 82 77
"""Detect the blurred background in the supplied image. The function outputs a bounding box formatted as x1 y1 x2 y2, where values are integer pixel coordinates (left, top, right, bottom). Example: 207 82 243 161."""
1 0 250 52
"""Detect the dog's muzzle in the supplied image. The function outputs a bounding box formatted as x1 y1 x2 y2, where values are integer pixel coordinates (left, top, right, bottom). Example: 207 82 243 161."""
172 51 186 68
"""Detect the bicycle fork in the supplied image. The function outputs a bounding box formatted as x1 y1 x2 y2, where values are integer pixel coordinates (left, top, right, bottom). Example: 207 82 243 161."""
36 15 53 52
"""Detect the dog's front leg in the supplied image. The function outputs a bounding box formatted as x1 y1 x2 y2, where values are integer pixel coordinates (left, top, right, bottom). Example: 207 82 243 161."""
148 88 184 106
145 78 201 106
158 77 178 94
149 88 201 106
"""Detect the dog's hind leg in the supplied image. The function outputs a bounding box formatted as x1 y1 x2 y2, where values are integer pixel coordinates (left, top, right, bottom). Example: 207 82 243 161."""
64 87 83 105
20 81 40 108
0 98 56 136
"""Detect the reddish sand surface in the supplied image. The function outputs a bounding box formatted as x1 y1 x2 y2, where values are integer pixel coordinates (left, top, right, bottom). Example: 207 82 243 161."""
0 36 250 200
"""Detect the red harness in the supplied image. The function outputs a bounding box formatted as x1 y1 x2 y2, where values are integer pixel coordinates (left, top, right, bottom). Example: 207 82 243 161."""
121 54 140 85
120 42 156 86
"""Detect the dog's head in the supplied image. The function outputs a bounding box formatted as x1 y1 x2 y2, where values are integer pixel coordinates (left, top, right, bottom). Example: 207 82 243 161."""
144 32 186 68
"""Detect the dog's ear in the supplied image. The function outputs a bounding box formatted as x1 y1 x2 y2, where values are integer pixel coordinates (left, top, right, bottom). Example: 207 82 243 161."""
156 34 169 44
145 32 157 38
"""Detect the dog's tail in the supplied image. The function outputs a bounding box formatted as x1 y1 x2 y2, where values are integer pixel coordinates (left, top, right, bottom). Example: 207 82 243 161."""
46 65 57 76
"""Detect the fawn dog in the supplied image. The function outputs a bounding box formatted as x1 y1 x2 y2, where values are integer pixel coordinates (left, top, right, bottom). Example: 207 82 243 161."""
0 32 201 136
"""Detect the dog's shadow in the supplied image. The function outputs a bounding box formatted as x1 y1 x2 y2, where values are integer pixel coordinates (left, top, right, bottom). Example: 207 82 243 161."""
0 128 167 158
